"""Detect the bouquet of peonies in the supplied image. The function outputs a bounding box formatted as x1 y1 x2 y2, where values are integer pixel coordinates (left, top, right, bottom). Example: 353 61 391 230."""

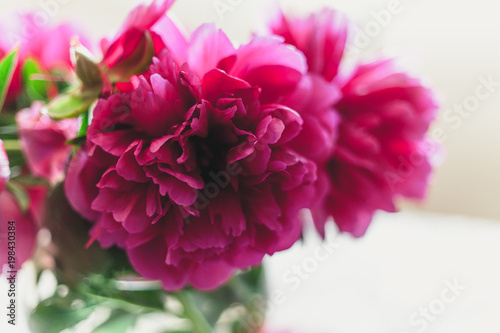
0 0 438 332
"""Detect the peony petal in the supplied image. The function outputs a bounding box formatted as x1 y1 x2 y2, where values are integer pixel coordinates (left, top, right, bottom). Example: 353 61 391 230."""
187 23 235 79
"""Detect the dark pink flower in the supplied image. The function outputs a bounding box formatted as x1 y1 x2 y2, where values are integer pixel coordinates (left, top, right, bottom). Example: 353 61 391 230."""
16 102 78 185
269 9 437 237
281 73 341 161
313 60 438 237
65 25 314 290
269 8 348 82
266 7 346 163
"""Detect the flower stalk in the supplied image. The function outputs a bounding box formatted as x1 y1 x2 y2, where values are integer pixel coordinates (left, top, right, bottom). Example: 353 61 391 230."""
177 291 213 333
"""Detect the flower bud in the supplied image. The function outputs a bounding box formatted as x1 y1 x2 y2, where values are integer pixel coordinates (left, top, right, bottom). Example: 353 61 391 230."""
101 29 156 83
71 37 103 89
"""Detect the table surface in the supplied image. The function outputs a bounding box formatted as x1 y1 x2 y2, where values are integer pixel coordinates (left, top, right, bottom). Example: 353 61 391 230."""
1 210 499 332
264 210 500 333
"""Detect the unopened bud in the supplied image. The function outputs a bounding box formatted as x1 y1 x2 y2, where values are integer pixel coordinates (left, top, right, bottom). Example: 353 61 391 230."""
71 37 103 89
102 29 156 83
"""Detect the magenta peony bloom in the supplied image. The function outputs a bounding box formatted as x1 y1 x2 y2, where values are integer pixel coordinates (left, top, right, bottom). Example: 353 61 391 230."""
16 102 78 185
0 140 48 272
0 13 90 103
269 8 348 83
281 73 341 162
313 60 438 237
65 25 315 290
268 9 438 237
267 8 346 161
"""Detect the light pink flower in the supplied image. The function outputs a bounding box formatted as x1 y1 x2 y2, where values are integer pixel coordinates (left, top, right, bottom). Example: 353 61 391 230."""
0 13 90 103
0 141 48 272
20 19 88 71
0 140 9 192
65 25 314 290
0 185 48 273
313 60 438 237
16 102 78 185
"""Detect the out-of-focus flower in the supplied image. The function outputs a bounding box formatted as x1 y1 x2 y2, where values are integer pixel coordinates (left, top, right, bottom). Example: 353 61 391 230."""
16 102 78 185
0 140 9 192
269 9 438 237
267 8 346 161
65 24 315 291
0 140 48 272
0 185 48 273
282 73 341 162
0 13 90 103
314 60 438 237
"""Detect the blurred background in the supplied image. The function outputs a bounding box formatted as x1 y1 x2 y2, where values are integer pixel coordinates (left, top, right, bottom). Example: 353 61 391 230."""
2 0 500 332
5 0 500 221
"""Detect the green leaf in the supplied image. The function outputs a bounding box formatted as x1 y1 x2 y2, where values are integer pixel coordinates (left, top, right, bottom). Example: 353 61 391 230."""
23 57 55 102
46 87 99 119
0 48 20 111
1 139 21 151
93 309 138 333
78 110 90 137
30 293 99 333
66 135 87 146
188 266 266 327
82 274 166 312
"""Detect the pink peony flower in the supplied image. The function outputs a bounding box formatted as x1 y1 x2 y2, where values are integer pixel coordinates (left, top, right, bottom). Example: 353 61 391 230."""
0 140 9 192
269 8 348 82
270 9 437 237
281 73 341 162
0 140 48 272
65 24 315 290
0 13 90 103
313 60 438 237
267 7 346 162
16 102 78 185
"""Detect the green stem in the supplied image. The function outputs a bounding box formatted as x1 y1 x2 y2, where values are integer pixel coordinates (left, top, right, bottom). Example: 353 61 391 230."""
176 291 213 333
81 290 164 314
